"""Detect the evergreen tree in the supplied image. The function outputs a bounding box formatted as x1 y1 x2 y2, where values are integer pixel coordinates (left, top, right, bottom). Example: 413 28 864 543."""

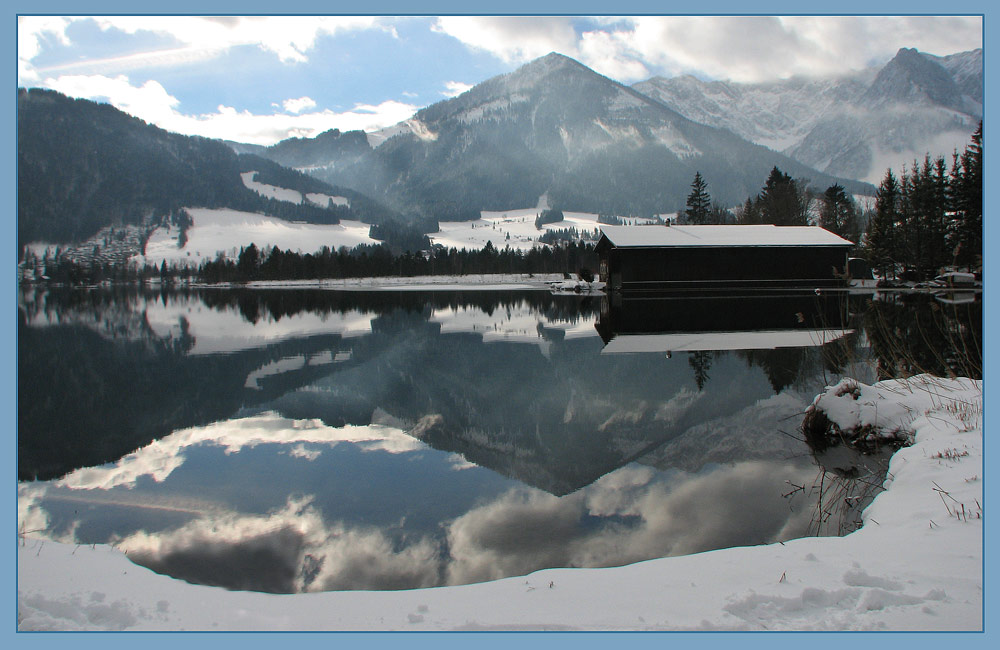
758 167 809 226
683 172 711 225
907 157 939 276
688 351 712 391
895 157 947 278
927 156 950 272
896 164 917 275
534 208 564 229
818 184 861 244
236 243 261 280
948 122 982 270
735 196 762 225
865 170 900 279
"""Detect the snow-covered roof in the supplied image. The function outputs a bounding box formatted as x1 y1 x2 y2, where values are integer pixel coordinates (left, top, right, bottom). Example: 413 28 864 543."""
599 224 853 248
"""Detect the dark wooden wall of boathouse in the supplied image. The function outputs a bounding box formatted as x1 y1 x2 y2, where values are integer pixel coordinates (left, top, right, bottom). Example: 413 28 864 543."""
597 244 851 292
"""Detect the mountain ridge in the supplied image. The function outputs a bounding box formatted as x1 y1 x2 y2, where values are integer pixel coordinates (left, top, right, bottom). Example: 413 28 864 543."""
275 51 873 220
634 47 981 182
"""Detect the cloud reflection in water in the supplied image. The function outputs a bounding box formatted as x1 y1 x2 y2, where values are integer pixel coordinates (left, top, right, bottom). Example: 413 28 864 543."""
19 408 820 593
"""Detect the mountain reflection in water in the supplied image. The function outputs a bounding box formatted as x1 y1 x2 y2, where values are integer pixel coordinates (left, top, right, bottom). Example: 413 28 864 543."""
17 286 979 593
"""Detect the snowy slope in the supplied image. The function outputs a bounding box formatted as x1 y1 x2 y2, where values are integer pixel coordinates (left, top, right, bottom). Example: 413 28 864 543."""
139 208 379 267
241 171 350 208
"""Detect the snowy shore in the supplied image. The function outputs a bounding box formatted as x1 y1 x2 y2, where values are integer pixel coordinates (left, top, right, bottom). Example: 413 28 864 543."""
192 272 568 291
17 375 983 632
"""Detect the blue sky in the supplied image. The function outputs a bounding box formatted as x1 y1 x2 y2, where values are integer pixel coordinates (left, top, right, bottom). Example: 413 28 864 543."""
17 13 984 145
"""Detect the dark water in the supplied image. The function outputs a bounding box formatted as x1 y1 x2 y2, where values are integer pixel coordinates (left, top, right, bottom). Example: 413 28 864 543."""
17 285 980 593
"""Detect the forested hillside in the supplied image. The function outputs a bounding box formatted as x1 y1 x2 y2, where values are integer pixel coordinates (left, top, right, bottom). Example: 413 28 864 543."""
17 88 396 250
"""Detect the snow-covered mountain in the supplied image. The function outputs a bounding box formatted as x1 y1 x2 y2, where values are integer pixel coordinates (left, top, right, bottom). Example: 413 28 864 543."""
262 52 872 221
633 72 875 155
634 48 981 183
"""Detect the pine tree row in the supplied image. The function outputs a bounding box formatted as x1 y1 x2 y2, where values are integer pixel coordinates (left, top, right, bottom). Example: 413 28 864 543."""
865 123 982 279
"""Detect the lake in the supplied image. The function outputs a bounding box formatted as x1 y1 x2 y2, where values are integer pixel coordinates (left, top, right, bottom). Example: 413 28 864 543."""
17 285 980 594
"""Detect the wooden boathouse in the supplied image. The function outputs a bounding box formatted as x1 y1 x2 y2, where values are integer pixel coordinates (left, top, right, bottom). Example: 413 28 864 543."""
596 224 853 293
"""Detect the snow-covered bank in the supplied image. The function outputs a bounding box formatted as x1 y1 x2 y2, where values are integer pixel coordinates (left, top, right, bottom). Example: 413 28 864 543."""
17 375 982 631
203 272 567 291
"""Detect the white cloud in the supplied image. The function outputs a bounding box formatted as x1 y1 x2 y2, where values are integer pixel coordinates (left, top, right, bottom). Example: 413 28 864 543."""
431 15 981 85
431 16 580 64
441 81 472 97
114 496 442 592
18 14 983 147
582 16 983 83
17 16 73 83
283 96 317 114
50 413 427 491
18 16 398 83
86 16 389 64
577 28 649 82
19 15 984 100
33 44 230 79
44 75 181 126
41 74 417 145
443 460 820 586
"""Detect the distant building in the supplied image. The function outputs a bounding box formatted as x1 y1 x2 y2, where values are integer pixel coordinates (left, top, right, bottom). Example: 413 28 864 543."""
596 224 853 293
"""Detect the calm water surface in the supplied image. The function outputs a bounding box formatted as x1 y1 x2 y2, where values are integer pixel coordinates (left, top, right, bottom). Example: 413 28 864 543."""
17 286 980 593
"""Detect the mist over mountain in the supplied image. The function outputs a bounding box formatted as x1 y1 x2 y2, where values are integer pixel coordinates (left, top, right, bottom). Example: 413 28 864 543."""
256 53 873 221
232 128 373 171
635 48 982 182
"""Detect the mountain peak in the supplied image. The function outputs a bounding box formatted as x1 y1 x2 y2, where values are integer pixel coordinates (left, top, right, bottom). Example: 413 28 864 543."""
539 51 574 63
865 46 962 110
512 51 589 79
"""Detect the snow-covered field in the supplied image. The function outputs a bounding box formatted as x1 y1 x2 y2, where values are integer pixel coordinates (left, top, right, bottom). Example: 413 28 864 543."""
139 208 379 267
136 205 658 270
431 208 591 251
133 170 372 267
431 208 667 252
17 375 983 632
430 208 670 250
28 165 672 272
139 206 638 269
